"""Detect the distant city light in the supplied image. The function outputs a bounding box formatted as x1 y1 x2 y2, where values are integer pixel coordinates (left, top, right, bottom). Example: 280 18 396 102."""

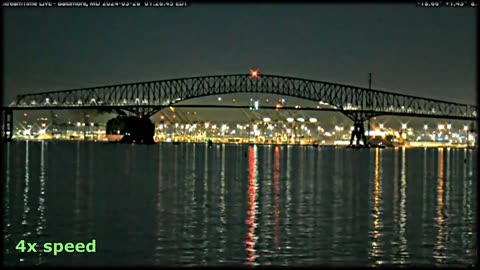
438 124 444 130
379 123 384 129
464 125 468 131
263 117 271 122
297 118 305 122
424 124 428 130
309 118 317 123
368 130 387 136
401 123 407 129
447 124 451 129
286 117 294 123
254 100 259 110
218 97 222 101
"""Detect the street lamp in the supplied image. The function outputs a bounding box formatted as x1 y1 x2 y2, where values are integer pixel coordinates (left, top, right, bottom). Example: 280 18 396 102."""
401 123 407 129
423 124 428 141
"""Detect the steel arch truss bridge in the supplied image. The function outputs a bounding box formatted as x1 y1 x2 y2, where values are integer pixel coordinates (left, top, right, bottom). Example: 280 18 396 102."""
6 74 477 121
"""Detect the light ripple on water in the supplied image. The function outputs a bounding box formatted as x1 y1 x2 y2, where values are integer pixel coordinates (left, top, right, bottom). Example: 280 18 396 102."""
2 143 477 267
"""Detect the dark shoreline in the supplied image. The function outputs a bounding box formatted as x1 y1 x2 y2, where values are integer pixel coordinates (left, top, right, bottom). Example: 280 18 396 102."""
3 139 477 149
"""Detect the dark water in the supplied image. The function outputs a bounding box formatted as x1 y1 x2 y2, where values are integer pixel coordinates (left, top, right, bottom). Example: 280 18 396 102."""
2 141 477 267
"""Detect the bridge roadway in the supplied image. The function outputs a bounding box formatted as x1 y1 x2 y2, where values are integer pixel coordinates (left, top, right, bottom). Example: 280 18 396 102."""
2 73 477 143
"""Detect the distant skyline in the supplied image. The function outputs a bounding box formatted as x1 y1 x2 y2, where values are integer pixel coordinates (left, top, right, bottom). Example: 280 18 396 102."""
3 3 477 106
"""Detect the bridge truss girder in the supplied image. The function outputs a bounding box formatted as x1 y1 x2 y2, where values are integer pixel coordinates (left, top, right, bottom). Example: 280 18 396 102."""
6 74 476 121
342 111 380 122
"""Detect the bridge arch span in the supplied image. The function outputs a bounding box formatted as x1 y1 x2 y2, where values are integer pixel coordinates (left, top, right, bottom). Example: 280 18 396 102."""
8 73 477 121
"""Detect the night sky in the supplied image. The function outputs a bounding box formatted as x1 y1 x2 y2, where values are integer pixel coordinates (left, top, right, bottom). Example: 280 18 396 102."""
3 3 477 107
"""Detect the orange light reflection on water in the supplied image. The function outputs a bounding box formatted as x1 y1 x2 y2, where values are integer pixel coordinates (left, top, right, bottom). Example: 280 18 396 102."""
434 148 446 264
369 148 383 265
245 146 258 267
273 146 281 248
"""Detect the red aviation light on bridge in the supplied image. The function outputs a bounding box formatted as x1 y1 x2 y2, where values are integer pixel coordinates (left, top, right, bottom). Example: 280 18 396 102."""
250 69 259 78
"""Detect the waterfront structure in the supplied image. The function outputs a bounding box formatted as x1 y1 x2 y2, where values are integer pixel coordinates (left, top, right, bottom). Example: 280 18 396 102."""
2 73 477 146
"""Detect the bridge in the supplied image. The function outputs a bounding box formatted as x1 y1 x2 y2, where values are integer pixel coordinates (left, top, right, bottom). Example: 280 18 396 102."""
2 73 477 144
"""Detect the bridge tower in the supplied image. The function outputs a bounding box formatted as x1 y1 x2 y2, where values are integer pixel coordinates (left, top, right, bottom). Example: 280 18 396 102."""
2 109 13 141
343 111 377 147
342 73 377 147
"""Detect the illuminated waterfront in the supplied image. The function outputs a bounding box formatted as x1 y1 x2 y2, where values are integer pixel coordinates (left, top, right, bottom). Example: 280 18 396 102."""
3 142 477 266
8 114 478 148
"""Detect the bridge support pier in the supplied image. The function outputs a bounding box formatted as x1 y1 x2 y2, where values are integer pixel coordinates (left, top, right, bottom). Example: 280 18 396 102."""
2 109 13 142
342 111 378 148
349 120 368 147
